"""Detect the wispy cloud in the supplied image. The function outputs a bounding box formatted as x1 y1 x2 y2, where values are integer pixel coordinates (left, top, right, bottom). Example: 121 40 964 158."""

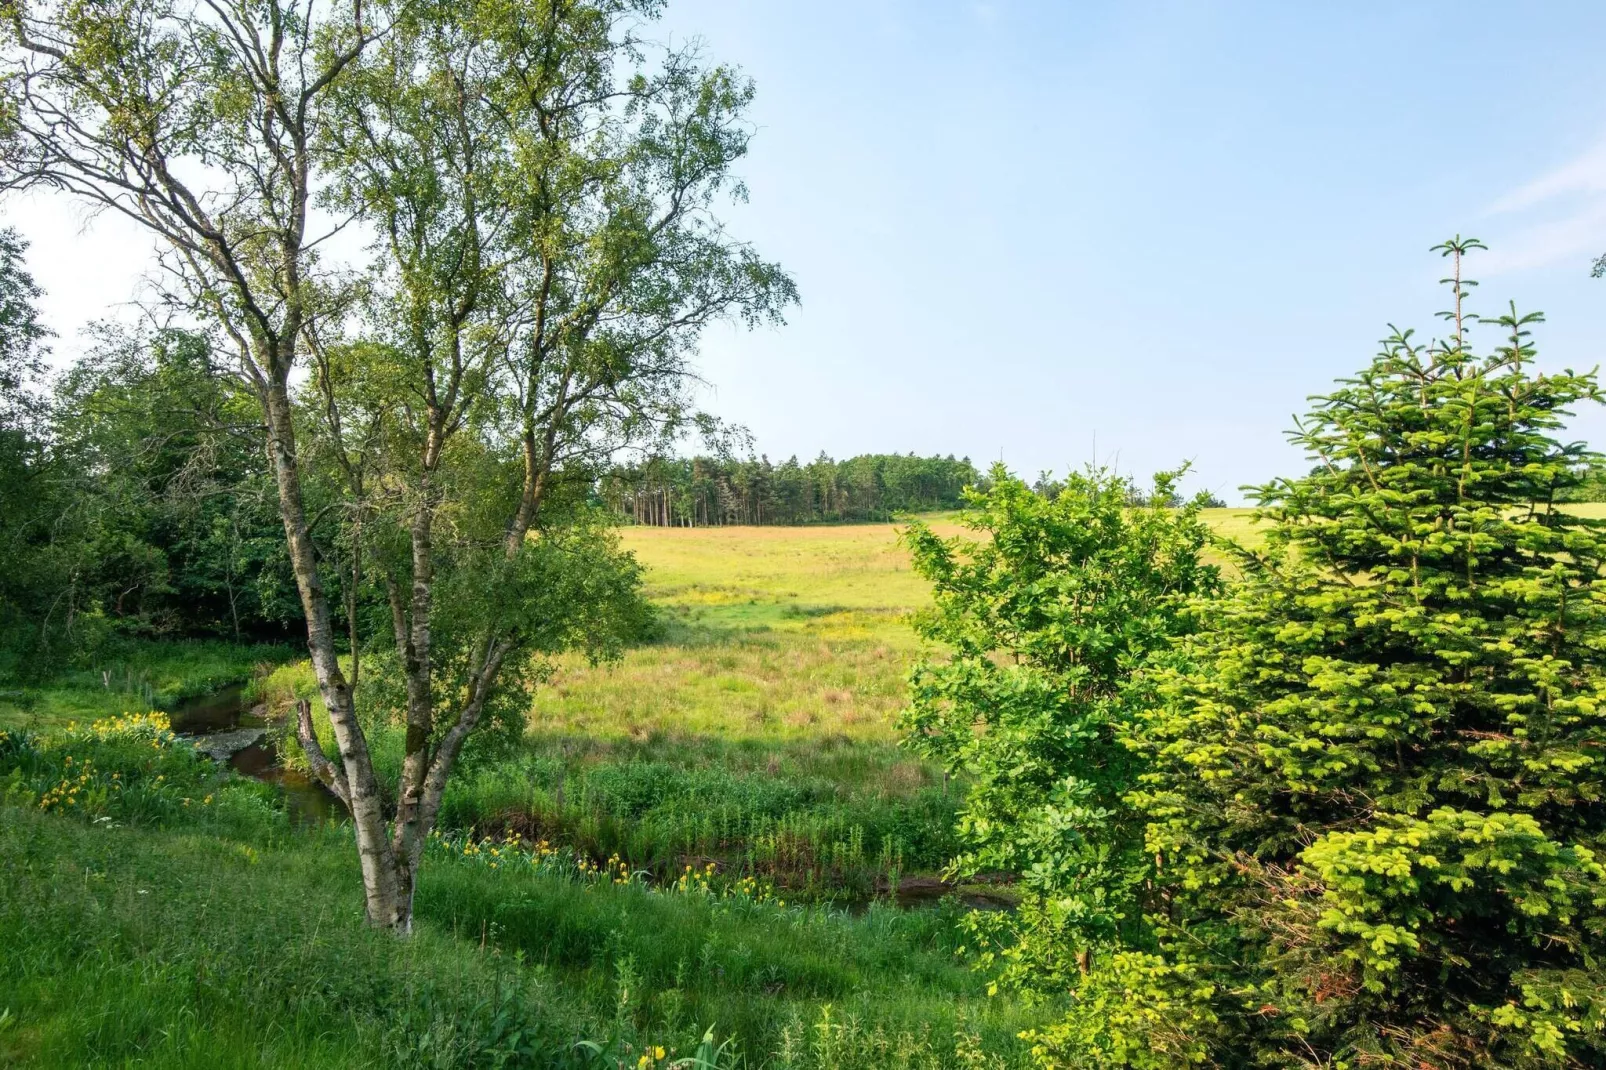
1489 142 1606 214
1482 139 1606 274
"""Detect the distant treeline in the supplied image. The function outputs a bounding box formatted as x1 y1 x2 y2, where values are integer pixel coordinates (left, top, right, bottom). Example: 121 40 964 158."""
600 453 982 526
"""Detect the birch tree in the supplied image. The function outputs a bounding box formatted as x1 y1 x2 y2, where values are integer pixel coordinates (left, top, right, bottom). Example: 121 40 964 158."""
1 0 792 931
0 0 407 917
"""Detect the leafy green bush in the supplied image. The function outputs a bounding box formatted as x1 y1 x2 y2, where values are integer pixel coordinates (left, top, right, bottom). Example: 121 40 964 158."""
900 464 1219 995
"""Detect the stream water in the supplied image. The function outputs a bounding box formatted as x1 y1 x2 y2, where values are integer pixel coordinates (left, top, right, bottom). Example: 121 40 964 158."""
169 686 342 826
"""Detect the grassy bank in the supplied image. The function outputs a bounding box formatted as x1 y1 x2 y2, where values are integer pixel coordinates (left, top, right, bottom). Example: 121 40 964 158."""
0 638 292 732
0 717 1044 1067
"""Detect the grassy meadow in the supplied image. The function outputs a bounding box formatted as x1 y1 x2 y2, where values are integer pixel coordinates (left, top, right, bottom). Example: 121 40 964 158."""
545 521 958 739
402 510 1267 896
541 507 1263 745
0 507 1293 1067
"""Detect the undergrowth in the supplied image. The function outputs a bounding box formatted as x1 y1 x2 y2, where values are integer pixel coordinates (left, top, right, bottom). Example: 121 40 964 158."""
0 714 1045 1067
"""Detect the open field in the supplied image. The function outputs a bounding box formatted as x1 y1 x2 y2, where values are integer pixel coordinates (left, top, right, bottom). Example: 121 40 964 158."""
536 508 1266 742
530 521 965 745
525 509 1261 742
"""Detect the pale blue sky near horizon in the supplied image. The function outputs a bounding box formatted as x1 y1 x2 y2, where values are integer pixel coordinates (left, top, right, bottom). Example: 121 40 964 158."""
14 1 1606 503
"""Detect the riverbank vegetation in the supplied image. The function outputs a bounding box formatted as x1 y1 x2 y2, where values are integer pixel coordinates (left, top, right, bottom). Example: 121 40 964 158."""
1 719 1039 1067
0 638 290 731
0 501 1260 1066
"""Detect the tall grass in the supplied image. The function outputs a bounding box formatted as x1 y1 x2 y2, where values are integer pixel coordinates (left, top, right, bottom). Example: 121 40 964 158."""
435 752 957 896
0 715 1045 1067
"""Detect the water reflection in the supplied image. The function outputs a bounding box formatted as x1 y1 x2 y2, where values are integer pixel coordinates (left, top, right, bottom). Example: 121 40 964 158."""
169 687 343 825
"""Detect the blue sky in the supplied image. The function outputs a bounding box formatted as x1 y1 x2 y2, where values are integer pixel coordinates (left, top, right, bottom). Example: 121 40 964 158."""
654 0 1606 501
16 1 1606 502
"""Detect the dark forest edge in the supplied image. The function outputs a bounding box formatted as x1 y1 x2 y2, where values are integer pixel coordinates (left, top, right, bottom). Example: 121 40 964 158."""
601 453 982 526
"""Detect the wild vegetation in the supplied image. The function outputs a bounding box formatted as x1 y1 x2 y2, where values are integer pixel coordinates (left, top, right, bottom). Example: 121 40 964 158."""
9 238 1606 1067
3 514 1076 1065
0 0 1602 1064
0 715 1041 1067
0 494 1275 1067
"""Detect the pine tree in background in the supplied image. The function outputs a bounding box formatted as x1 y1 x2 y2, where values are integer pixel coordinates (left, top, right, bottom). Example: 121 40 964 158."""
603 451 984 525
1065 240 1606 1068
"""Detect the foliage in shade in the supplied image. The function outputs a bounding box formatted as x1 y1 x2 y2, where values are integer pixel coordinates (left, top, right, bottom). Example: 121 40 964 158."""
2 316 299 677
900 464 1220 999
50 328 297 642
1050 241 1606 1068
0 227 54 672
0 227 46 435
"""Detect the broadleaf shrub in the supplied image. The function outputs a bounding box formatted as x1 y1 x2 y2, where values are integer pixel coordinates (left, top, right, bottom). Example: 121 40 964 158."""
900 464 1219 997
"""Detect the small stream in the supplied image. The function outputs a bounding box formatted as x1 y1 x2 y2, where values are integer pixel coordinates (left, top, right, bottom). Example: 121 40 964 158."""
166 686 1013 910
169 686 342 825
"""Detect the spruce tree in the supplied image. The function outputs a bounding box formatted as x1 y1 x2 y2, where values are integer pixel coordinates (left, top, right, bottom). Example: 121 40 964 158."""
1105 240 1606 1067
